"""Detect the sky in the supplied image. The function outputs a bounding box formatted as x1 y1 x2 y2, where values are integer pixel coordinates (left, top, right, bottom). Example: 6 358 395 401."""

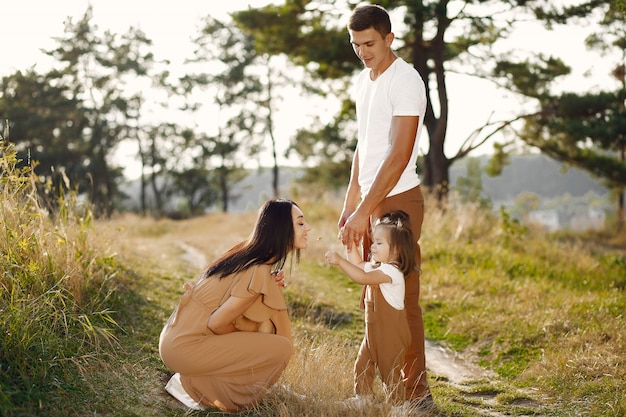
1 1 616 178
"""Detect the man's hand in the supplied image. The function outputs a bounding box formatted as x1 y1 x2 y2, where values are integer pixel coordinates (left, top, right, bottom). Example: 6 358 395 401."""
340 210 369 250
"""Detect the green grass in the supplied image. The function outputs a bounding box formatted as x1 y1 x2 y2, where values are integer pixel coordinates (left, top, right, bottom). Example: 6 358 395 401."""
0 139 121 416
419 203 625 416
1 136 625 416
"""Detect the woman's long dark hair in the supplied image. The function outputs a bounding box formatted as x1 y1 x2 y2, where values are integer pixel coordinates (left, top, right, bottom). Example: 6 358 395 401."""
374 210 417 277
202 199 300 279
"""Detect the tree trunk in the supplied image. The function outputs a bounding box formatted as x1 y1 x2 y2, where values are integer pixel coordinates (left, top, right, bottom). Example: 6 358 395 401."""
422 148 451 201
266 61 280 198
268 116 279 198
410 0 452 202
617 143 625 232
140 169 146 215
150 170 163 215
220 167 229 213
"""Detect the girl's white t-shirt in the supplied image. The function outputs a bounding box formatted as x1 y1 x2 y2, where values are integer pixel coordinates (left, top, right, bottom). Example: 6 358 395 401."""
353 57 427 198
364 262 405 310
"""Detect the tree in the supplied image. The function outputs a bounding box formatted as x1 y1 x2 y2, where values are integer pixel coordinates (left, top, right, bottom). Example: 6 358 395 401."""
288 97 356 192
143 123 179 215
258 54 284 198
493 1 626 228
170 129 219 215
0 6 160 216
233 0 613 200
44 7 158 215
453 158 491 208
179 16 267 212
0 70 87 211
512 191 541 220
233 0 357 190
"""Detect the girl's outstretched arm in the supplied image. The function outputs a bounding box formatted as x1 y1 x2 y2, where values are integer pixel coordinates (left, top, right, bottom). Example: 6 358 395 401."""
325 251 391 285
346 244 364 266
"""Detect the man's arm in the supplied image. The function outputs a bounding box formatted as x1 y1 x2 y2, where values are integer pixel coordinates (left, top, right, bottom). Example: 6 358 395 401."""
342 115 419 246
359 115 418 213
339 148 361 229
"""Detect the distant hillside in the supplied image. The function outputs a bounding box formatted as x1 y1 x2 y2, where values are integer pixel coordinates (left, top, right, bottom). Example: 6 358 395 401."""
120 155 610 217
229 154 611 217
228 167 304 212
450 154 609 204
118 167 305 214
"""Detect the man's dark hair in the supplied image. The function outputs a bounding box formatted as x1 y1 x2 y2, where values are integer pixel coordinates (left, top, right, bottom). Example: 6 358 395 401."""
348 4 392 37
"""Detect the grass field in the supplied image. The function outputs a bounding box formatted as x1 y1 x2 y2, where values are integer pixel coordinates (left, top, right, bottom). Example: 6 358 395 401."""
1 139 625 416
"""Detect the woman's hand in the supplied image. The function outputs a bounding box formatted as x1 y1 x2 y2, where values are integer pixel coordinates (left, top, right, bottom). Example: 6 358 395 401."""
233 315 260 332
272 270 287 288
258 319 276 334
208 295 258 334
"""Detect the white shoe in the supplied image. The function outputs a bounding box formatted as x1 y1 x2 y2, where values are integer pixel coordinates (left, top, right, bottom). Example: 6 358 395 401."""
391 401 412 417
165 373 205 410
277 384 306 401
340 394 372 410
393 395 437 416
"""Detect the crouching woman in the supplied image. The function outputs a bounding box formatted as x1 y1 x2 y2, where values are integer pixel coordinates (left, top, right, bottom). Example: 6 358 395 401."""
159 199 311 412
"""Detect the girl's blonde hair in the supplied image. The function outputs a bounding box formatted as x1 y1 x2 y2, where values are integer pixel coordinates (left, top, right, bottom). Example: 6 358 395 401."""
373 210 417 277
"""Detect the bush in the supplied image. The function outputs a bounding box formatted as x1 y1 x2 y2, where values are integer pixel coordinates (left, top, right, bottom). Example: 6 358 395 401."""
0 137 120 415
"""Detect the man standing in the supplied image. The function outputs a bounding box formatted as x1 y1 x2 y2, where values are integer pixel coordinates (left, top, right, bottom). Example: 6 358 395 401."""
338 4 435 411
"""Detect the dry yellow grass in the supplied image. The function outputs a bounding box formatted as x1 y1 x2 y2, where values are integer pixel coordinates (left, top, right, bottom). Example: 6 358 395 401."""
74 193 626 416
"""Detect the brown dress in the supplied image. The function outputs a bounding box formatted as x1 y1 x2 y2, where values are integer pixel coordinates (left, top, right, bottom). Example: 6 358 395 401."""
159 264 293 412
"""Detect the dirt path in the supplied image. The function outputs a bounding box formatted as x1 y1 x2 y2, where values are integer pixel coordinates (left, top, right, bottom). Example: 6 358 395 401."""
424 339 496 386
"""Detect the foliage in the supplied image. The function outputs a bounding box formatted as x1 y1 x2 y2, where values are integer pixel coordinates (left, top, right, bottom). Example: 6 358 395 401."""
178 16 268 212
0 6 160 217
520 90 626 180
0 70 88 212
1 1 620 217
0 137 121 415
288 97 357 190
234 0 615 200
46 8 162 217
495 1 626 226
232 1 358 79
452 157 492 208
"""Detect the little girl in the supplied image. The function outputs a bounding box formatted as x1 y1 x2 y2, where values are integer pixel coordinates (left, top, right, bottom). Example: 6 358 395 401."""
325 210 417 406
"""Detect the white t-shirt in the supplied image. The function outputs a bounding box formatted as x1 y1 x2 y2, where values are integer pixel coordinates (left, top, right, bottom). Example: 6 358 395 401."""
364 262 405 310
352 57 427 197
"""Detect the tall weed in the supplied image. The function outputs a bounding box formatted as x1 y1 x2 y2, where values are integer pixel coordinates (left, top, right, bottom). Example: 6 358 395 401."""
0 137 120 414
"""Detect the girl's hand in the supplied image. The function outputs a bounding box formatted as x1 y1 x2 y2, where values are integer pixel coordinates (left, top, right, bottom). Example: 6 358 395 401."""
272 270 286 287
325 250 342 266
